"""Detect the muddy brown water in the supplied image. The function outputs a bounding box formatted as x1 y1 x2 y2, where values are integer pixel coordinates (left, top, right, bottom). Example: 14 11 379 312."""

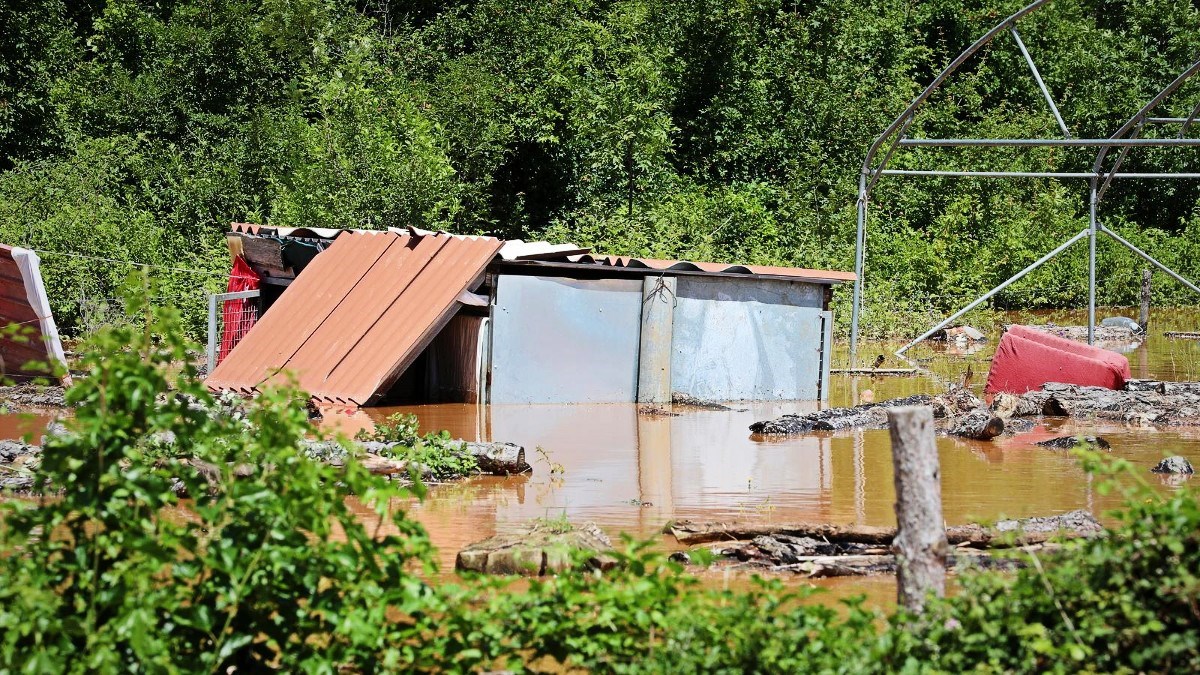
6 307 1200 608
347 307 1200 605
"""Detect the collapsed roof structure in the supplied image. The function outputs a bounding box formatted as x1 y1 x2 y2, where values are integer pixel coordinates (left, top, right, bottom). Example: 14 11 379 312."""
206 224 854 407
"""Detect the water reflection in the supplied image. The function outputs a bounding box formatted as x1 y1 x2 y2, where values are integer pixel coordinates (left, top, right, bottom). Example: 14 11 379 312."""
346 396 1199 576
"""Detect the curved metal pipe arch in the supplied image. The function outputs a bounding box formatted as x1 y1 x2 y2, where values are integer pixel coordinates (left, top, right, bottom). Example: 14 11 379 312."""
850 0 1200 362
860 0 1052 197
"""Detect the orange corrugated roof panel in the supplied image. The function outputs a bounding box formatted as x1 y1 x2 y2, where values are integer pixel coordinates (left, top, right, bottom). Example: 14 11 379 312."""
206 231 502 405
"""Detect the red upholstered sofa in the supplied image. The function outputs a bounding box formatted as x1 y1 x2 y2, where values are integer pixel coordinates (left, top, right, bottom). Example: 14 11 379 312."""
985 326 1129 394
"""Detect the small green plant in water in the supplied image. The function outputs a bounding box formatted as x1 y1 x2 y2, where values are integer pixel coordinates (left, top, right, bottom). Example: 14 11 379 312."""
535 511 575 534
357 412 478 479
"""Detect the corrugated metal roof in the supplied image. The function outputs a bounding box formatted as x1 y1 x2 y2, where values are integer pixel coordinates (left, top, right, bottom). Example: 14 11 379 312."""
206 231 502 405
0 246 66 380
559 254 857 283
229 223 854 283
497 240 591 260
231 222 346 240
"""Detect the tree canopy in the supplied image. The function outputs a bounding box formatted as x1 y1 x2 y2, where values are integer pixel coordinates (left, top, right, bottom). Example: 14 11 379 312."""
4 0 1200 335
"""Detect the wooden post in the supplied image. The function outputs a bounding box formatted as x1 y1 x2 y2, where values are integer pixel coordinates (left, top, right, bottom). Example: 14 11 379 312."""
637 276 676 404
1139 268 1151 331
887 406 948 613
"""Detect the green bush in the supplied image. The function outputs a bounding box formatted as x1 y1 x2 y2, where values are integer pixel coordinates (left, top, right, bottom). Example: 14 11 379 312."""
0 285 1198 672
0 281 441 671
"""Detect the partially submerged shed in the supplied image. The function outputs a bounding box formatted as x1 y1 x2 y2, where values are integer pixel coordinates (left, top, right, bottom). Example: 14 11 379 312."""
207 225 854 406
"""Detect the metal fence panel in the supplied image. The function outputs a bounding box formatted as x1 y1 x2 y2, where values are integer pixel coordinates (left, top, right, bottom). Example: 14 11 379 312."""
671 277 825 401
206 289 261 374
489 275 642 404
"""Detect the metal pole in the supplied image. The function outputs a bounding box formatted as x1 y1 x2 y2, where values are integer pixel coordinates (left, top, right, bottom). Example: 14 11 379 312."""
1180 100 1200 138
851 172 867 365
1088 182 1098 345
879 170 1200 179
207 293 218 374
1010 27 1071 138
895 228 1090 355
864 114 918 197
860 0 1052 193
1099 224 1200 296
1096 121 1145 201
900 138 1200 147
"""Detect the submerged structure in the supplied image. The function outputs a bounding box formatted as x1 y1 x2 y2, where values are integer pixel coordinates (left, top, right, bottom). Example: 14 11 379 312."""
205 224 853 406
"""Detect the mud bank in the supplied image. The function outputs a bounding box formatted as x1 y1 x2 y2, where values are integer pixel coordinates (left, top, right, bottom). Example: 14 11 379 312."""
0 437 531 495
671 511 1102 577
750 390 1006 440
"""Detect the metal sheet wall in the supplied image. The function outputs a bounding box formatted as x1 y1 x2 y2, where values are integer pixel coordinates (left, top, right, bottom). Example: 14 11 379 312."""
671 277 826 401
490 275 642 404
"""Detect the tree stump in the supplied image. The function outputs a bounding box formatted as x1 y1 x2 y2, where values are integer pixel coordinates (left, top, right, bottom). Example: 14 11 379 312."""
887 406 948 613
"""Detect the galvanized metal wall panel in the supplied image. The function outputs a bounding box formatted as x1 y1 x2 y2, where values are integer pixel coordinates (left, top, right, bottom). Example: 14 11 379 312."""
490 275 642 404
671 277 826 401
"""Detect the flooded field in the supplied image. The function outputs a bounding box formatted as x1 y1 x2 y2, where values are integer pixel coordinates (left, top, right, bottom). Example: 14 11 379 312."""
6 307 1200 607
343 307 1200 603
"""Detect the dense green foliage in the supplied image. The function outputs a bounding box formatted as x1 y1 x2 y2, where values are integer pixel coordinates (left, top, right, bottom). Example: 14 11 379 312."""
0 284 442 671
6 1 1200 338
0 288 1197 671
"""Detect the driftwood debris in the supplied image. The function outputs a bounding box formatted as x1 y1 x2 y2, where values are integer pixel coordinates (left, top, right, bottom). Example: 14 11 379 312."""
2 437 532 495
1035 435 1111 450
696 510 1101 578
993 382 1200 427
750 390 1004 440
749 394 934 434
303 439 531 476
665 510 1102 548
720 543 1052 578
949 408 1005 440
1024 323 1142 344
456 522 616 576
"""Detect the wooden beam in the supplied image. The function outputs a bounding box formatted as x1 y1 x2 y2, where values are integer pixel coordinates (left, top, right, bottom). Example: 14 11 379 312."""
888 406 948 613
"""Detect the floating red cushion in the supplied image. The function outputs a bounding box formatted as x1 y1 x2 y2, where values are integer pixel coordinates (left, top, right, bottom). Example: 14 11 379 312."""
985 332 1127 394
1006 324 1132 381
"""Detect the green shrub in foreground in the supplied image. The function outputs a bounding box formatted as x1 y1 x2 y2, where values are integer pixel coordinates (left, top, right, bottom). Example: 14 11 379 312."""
0 285 444 672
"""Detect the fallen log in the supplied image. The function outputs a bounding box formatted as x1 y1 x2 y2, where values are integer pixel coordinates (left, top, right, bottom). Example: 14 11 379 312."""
463 441 532 475
751 390 1005 438
947 408 1005 440
305 439 532 476
742 544 1056 578
994 382 1200 426
666 510 1102 548
749 394 935 435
